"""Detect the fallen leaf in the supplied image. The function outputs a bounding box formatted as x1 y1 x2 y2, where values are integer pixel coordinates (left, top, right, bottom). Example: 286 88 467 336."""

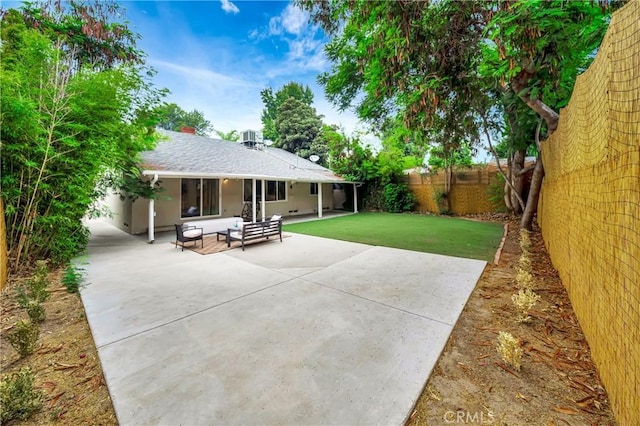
48 391 66 408
552 406 580 415
54 363 80 370
39 381 57 392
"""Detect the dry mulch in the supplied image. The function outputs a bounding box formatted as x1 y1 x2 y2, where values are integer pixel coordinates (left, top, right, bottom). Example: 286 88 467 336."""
407 219 616 425
0 269 117 425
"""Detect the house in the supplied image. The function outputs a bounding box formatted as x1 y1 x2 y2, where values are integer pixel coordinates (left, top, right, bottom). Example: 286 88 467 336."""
100 129 358 242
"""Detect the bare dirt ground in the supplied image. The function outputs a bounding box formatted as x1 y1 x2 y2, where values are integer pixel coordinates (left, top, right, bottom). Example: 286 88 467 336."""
0 218 615 425
0 269 117 425
408 220 616 425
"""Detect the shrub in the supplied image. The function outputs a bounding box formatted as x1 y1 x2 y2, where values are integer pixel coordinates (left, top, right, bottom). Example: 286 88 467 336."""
496 331 523 371
15 260 50 305
383 183 416 212
487 173 508 213
0 368 44 423
24 300 46 324
6 320 40 357
433 189 451 215
512 288 542 323
518 253 532 272
519 229 532 251
62 264 84 293
15 260 50 323
515 267 534 290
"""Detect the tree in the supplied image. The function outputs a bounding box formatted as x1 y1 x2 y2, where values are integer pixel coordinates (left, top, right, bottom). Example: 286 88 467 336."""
0 4 165 268
481 0 616 228
427 143 474 171
261 82 314 141
154 103 213 136
13 0 144 69
214 129 239 141
300 0 616 228
274 97 325 160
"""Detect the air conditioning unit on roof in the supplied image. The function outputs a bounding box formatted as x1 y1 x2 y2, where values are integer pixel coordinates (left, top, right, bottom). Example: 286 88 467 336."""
241 130 256 143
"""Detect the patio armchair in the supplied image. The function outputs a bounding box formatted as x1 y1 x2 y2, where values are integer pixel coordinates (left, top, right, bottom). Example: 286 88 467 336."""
174 223 204 251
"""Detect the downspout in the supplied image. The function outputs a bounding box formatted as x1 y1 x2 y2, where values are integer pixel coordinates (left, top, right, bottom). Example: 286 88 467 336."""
148 174 159 243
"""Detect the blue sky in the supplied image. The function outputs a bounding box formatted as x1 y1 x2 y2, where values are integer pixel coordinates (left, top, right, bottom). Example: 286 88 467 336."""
119 0 367 139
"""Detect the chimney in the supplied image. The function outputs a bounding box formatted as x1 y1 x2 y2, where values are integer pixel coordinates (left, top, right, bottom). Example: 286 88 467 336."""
181 126 196 134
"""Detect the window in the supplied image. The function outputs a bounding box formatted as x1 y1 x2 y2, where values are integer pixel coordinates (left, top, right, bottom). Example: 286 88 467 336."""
310 183 318 196
243 180 262 202
243 179 286 202
181 178 219 218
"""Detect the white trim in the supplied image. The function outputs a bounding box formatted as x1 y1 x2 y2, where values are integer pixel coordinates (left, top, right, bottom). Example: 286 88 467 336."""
142 170 348 184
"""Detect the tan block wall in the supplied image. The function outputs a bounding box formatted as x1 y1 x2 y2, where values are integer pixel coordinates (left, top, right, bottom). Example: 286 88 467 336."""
538 3 640 423
408 169 501 214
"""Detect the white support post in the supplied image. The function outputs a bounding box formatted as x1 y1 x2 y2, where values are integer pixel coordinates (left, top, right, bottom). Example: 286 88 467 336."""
354 183 359 213
261 179 266 222
317 182 323 218
148 174 158 243
148 199 155 243
252 179 257 223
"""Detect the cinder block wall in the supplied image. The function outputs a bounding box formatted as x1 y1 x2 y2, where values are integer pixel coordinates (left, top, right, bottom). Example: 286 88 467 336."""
407 168 501 214
538 2 640 423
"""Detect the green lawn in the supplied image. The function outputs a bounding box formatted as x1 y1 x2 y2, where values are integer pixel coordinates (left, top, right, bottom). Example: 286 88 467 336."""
283 213 504 261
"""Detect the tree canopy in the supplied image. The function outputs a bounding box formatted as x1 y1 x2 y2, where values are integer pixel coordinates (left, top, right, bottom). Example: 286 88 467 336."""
261 81 314 142
299 0 617 228
153 103 213 136
274 97 325 162
1 2 165 268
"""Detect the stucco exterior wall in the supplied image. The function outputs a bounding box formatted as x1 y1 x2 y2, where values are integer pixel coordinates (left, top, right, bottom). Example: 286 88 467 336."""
122 178 336 235
98 190 132 233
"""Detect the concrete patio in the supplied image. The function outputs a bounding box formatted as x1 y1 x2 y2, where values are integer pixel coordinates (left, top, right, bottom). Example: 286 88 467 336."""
80 219 486 425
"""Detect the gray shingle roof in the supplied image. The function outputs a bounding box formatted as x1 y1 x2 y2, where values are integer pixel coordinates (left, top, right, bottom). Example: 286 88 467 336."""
140 129 347 183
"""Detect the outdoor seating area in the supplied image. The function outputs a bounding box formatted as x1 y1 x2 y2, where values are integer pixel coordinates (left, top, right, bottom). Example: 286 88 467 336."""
174 224 204 251
175 215 284 253
227 217 283 251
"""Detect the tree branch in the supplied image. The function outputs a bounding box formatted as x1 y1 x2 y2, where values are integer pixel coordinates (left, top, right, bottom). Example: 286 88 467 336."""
516 163 536 176
479 111 526 211
512 74 560 133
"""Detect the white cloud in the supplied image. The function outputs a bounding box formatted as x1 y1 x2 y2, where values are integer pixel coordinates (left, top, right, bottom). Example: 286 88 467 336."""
281 4 307 35
267 4 309 36
268 16 282 36
151 60 259 89
220 0 239 14
248 28 260 40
